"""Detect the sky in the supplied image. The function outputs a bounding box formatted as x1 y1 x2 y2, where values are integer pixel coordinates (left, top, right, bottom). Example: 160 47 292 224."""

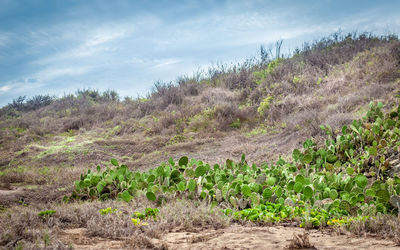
0 0 400 107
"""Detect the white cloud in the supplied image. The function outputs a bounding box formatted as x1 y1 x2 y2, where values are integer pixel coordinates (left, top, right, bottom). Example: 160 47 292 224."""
0 78 47 95
153 59 181 68
30 20 136 66
1 66 94 97
0 85 11 92
0 32 11 47
35 66 92 81
85 25 133 47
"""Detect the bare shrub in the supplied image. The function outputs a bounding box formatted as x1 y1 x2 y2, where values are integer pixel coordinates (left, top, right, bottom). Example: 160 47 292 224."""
214 103 254 131
284 109 323 137
267 58 296 86
177 78 203 96
336 93 365 113
63 117 85 131
0 196 228 249
86 210 136 238
248 88 263 105
151 81 185 108
0 206 61 249
298 32 396 72
0 169 47 185
156 199 228 232
121 97 154 119
286 232 316 249
200 87 238 106
323 112 355 132
267 94 300 122
1 95 54 117
222 65 256 89
346 214 400 240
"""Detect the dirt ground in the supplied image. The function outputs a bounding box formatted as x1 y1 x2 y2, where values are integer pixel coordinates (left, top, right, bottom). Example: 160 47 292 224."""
59 225 399 250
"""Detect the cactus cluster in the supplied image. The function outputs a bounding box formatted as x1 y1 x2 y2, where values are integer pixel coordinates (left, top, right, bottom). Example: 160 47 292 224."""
67 102 400 227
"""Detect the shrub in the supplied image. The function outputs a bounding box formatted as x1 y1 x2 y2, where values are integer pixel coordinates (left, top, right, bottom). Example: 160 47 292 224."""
38 210 56 217
214 103 251 131
151 81 184 108
187 107 215 132
1 95 54 116
257 96 273 116
252 58 283 85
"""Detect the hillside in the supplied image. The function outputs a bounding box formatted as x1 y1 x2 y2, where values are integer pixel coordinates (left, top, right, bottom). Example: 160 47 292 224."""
1 33 400 249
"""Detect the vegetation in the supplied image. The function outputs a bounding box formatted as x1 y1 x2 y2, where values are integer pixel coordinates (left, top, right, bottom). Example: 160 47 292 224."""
37 210 56 218
1 32 400 249
68 102 400 230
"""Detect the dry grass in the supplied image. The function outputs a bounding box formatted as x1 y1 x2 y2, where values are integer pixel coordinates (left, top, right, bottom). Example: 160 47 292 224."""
286 232 316 249
0 196 228 249
345 215 400 240
155 199 229 233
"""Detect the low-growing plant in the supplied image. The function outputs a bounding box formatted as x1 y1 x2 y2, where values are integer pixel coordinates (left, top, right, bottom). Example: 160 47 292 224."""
293 76 301 84
130 208 159 227
132 207 159 221
67 101 400 230
131 218 148 227
38 210 56 217
99 207 117 215
144 207 160 220
169 134 187 145
230 118 241 129
257 95 273 116
253 58 283 85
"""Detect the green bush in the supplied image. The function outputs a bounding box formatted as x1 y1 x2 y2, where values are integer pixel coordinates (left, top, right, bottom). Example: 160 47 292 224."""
38 210 56 217
253 58 283 85
257 96 273 116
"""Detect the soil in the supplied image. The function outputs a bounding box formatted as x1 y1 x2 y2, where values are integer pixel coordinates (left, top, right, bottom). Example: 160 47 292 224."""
59 228 126 249
60 225 400 250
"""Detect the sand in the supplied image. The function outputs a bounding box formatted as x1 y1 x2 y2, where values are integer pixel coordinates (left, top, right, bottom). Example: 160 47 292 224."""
60 225 399 250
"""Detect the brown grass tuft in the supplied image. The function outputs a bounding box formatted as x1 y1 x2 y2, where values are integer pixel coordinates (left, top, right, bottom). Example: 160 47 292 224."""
286 232 316 249
155 199 229 233
345 214 400 242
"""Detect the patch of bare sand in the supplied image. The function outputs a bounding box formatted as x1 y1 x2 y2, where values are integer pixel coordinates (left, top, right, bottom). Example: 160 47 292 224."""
160 225 399 250
60 225 399 250
59 228 126 250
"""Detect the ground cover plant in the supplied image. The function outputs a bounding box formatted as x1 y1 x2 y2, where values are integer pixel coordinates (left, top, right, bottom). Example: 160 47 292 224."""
68 101 400 231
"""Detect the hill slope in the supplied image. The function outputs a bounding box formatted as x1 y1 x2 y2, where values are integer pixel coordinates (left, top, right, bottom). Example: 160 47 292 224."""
1 33 399 187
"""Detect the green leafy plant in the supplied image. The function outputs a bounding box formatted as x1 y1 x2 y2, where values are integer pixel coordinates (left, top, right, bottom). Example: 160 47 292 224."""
131 218 148 227
253 58 282 85
99 207 117 215
68 102 400 229
38 210 56 217
257 95 273 116
131 207 159 227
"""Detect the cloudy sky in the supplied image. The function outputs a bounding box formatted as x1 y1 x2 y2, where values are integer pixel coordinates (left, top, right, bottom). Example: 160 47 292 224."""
0 0 399 107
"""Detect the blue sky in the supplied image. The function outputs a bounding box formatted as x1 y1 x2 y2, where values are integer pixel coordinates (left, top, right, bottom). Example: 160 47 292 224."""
0 0 399 107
